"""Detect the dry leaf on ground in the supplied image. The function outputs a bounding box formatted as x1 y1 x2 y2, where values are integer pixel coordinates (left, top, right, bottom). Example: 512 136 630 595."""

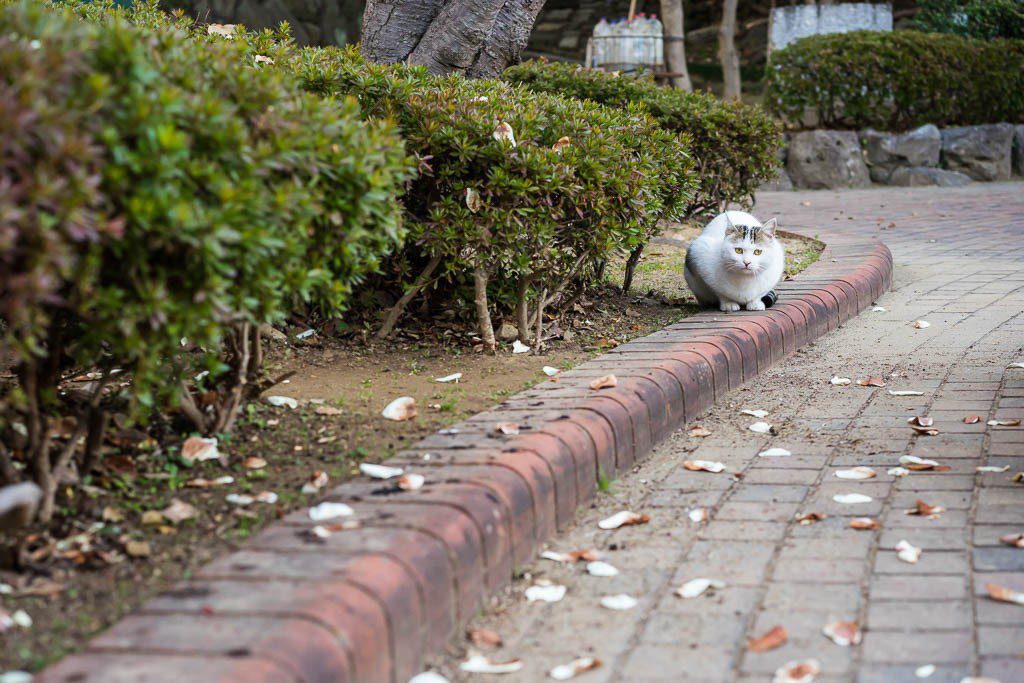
896 539 922 564
460 654 522 674
687 425 712 438
987 582 1024 605
549 657 601 681
748 625 788 652
906 499 945 517
999 533 1024 548
598 510 650 530
796 512 826 525
315 405 344 416
675 578 725 599
835 467 876 480
589 374 617 390
963 415 982 424
772 659 820 683
850 517 880 530
398 473 425 491
161 499 198 524
185 476 234 489
381 396 417 421
551 136 572 153
243 456 267 469
822 620 862 646
684 460 726 473
495 422 520 435
181 436 219 464
525 584 566 603
125 540 150 558
467 628 502 648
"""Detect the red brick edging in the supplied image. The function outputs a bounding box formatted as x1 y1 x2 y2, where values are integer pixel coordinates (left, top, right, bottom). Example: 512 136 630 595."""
40 233 893 683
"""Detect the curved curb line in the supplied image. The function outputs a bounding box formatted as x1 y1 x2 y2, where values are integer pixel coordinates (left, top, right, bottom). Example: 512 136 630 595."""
39 234 892 683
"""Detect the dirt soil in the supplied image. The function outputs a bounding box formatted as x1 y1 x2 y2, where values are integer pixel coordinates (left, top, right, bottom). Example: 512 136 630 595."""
0 225 821 673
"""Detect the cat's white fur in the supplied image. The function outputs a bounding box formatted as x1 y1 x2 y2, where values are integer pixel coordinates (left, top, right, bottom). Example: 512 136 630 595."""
684 210 784 312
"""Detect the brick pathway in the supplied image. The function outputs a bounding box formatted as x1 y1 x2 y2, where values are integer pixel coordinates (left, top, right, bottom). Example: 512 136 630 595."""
436 183 1024 683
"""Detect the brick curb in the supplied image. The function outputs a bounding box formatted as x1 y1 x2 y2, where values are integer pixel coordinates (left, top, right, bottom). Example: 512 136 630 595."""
39 233 893 683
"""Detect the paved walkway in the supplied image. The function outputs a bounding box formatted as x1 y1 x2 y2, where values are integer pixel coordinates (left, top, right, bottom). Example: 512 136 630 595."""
436 183 1024 683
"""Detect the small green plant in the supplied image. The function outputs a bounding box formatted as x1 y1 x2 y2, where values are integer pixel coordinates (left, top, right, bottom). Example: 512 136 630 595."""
597 467 615 493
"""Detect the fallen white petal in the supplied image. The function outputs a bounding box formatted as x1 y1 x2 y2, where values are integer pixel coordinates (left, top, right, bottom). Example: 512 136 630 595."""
600 594 637 610
541 550 571 563
749 421 773 434
460 654 522 675
833 493 873 504
512 340 530 354
977 465 1010 473
688 507 709 523
676 578 725 599
759 447 791 457
225 494 254 506
888 467 910 477
255 491 278 504
913 320 930 328
896 539 922 564
889 390 924 396
773 659 821 683
11 610 31 628
382 396 417 421
308 502 354 522
409 671 450 683
360 463 404 480
684 460 726 473
914 664 935 678
181 436 220 464
831 376 852 386
741 409 769 419
0 672 33 683
266 395 298 409
398 473 425 491
526 584 566 602
435 373 462 383
835 466 876 480
549 657 599 681
1008 362 1024 369
872 306 886 312
542 366 560 377
586 561 619 577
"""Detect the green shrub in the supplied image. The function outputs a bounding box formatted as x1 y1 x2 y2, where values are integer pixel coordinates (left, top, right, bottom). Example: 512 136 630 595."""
503 59 782 218
765 29 1024 130
298 48 695 344
913 0 1024 41
0 1 409 520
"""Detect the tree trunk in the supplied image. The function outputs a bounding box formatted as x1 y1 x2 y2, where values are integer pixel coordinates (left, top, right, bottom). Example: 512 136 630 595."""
362 0 547 78
718 0 741 100
515 275 532 343
622 243 645 294
473 265 497 353
660 0 692 91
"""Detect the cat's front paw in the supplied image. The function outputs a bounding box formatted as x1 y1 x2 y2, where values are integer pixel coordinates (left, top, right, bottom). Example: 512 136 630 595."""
719 300 741 313
745 300 766 311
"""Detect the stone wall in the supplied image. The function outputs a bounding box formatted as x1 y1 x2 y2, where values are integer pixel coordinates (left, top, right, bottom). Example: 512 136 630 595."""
768 2 892 53
769 123 1024 191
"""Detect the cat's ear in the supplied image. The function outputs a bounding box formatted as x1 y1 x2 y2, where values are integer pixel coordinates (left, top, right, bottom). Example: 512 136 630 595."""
762 218 778 240
724 213 743 238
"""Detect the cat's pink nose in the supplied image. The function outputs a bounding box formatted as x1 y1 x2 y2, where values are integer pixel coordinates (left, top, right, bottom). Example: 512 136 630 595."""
743 260 751 267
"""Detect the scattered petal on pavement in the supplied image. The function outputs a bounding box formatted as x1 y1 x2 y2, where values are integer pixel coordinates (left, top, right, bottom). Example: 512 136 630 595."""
600 594 637 610
598 511 650 530
748 625 788 652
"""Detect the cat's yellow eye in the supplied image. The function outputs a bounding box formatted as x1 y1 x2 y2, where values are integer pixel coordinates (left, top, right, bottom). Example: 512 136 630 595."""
754 249 763 255
734 247 743 254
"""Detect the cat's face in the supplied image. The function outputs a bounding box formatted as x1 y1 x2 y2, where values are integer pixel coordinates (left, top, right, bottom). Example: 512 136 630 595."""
721 218 777 276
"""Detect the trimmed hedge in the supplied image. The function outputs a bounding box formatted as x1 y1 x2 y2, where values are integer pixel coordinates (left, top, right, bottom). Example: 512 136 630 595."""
765 30 1024 130
914 0 1024 41
504 59 782 217
300 48 696 343
0 1 410 518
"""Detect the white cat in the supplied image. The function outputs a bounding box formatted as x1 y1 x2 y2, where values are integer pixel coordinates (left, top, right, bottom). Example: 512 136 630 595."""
684 210 784 312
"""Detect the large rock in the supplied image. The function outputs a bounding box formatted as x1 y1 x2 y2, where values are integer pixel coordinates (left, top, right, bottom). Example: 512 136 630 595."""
940 124 1015 181
889 166 971 188
1013 125 1024 176
786 130 870 189
759 142 794 191
863 124 941 183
